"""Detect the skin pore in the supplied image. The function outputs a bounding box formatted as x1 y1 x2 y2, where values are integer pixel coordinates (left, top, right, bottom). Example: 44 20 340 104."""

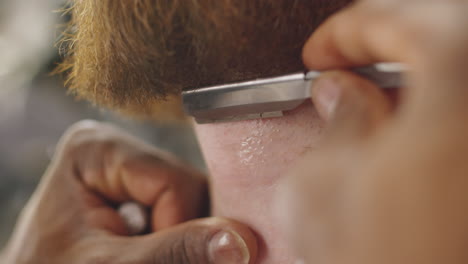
60 0 353 263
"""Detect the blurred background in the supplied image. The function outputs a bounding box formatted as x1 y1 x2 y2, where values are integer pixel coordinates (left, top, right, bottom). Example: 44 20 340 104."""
0 0 204 247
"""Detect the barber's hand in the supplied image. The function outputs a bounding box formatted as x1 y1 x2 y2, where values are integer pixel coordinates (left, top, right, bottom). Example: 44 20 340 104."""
2 120 257 264
280 1 468 264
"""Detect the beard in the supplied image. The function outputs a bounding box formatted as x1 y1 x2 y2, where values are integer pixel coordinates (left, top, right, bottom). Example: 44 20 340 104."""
58 0 351 118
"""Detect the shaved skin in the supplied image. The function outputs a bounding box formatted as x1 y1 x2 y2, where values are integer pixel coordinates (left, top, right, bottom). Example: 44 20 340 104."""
195 103 324 263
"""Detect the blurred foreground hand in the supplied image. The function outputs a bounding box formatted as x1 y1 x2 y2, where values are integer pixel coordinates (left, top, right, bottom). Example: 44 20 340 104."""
1 120 257 264
280 0 468 263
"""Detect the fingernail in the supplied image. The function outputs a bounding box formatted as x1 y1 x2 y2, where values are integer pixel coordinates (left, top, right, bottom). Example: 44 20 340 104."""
313 78 341 120
208 230 250 264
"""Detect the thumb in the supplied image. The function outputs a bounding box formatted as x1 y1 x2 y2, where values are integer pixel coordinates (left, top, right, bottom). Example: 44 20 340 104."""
312 70 392 141
109 217 258 264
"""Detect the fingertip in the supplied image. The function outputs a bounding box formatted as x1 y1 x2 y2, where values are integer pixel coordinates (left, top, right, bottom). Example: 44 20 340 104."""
202 218 258 264
312 70 392 139
302 15 354 71
302 32 334 70
302 3 377 71
151 190 187 231
224 220 258 264
151 177 208 231
302 35 319 69
311 73 343 121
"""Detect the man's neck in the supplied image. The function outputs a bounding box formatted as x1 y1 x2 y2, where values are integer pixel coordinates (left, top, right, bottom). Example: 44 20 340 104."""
195 103 324 263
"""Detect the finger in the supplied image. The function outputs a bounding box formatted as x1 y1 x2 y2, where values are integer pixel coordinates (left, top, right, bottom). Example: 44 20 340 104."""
150 182 209 231
54 120 208 232
303 0 446 69
303 0 468 111
312 70 392 141
113 153 209 231
84 218 258 264
303 0 410 69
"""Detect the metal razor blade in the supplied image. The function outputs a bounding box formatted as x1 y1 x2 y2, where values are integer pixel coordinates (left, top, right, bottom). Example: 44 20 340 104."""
182 63 405 124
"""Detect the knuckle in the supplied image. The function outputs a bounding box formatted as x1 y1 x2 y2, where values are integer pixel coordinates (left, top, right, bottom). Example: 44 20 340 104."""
180 230 205 264
64 119 104 139
156 227 210 264
170 239 192 264
51 120 124 184
59 120 118 158
150 241 189 264
180 227 211 264
60 120 103 151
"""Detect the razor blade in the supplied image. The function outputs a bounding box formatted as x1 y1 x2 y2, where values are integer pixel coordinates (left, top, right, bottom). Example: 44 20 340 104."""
182 63 404 124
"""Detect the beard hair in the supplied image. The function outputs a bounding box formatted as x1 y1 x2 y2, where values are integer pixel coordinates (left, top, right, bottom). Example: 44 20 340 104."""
57 0 351 119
